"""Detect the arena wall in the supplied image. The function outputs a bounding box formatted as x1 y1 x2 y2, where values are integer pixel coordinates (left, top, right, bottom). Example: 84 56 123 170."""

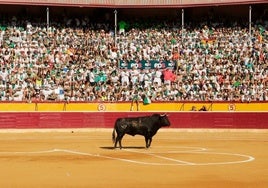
0 102 267 112
0 102 267 129
0 111 267 129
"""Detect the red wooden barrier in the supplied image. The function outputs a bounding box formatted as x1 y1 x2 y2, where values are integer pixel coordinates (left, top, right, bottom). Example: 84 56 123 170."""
0 112 267 129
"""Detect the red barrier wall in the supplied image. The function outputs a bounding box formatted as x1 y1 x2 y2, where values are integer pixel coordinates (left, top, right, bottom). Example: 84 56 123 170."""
0 112 267 129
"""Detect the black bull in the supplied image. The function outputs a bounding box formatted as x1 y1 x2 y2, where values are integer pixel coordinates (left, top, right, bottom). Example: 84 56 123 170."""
112 114 171 149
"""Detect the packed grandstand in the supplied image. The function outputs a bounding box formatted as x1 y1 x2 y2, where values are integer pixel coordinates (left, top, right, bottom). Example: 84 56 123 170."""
0 0 267 102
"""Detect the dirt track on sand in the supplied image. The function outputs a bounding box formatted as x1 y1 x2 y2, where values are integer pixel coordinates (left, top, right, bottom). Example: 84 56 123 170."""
0 129 267 188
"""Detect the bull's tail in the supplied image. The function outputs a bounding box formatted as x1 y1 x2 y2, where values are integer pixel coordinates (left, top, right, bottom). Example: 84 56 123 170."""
112 128 116 143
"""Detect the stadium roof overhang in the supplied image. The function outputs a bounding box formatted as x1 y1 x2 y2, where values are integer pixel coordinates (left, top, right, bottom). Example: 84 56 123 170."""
0 0 266 8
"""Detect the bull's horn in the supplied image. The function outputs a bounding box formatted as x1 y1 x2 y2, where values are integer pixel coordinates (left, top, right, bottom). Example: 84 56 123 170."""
160 113 167 116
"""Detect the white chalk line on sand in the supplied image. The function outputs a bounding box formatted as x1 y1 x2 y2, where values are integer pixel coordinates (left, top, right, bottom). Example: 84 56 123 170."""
124 147 255 166
0 146 255 166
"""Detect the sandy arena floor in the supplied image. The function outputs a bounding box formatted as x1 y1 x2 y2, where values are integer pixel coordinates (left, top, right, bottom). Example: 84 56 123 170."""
0 128 267 188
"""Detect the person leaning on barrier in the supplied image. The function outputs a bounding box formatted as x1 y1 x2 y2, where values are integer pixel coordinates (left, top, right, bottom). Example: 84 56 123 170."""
190 106 197 111
199 105 208 111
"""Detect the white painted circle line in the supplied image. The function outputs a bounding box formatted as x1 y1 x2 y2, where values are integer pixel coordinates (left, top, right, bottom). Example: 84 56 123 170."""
124 148 255 166
0 146 255 166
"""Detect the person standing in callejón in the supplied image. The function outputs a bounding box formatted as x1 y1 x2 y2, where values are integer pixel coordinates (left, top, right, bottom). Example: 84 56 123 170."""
130 88 142 111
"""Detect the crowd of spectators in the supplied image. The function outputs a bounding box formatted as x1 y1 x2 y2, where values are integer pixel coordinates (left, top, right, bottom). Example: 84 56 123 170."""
0 13 267 103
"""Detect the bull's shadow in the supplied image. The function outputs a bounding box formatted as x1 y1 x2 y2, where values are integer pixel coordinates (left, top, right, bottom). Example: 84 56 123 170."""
100 146 146 150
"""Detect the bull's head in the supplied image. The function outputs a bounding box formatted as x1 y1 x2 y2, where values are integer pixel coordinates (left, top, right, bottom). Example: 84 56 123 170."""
158 113 171 127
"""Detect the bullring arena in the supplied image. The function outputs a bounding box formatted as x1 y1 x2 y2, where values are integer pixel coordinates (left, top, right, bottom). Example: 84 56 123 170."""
0 0 267 187
0 128 267 188
0 102 267 188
